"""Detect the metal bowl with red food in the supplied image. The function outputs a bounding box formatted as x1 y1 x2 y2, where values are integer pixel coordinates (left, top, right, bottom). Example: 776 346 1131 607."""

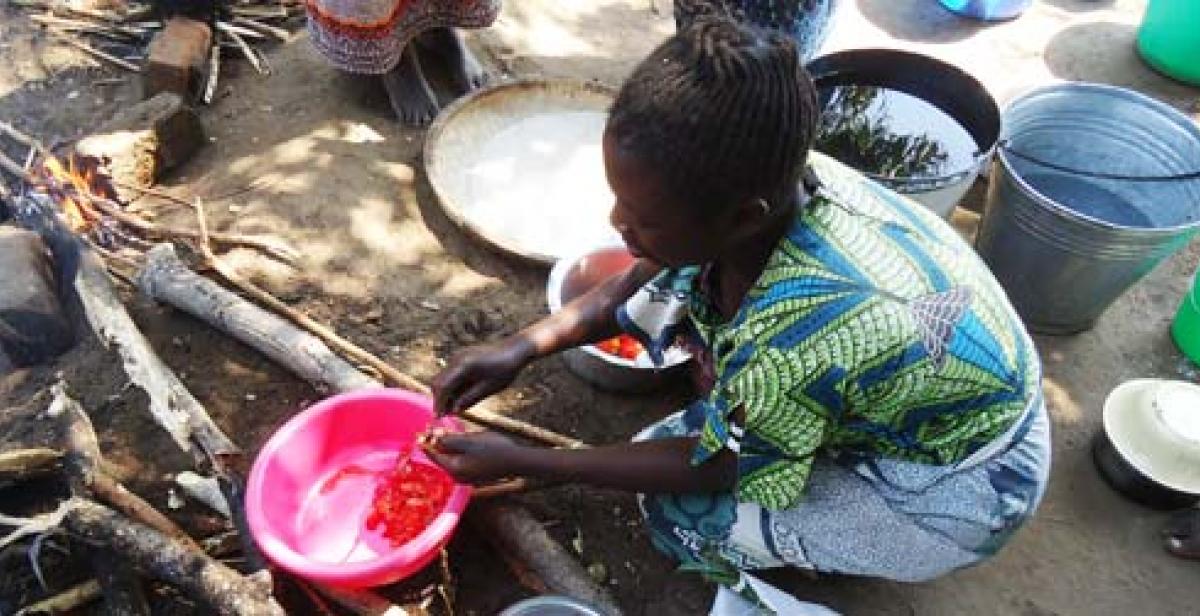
546 245 690 393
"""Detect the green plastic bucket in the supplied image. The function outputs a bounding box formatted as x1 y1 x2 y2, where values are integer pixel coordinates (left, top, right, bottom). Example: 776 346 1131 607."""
1173 269 1200 363
1138 0 1200 86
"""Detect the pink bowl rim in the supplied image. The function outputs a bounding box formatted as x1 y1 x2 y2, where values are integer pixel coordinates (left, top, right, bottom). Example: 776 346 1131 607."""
245 388 472 585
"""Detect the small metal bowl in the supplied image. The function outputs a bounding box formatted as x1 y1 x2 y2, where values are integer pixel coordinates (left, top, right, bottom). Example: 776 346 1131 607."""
499 595 607 616
546 245 689 393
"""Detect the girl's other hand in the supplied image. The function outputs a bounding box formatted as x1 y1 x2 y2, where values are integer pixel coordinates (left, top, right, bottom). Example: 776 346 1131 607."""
423 430 525 485
432 337 534 415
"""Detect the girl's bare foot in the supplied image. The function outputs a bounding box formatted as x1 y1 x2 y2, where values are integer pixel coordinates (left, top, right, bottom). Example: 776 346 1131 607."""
417 27 489 96
1162 509 1200 560
382 45 439 126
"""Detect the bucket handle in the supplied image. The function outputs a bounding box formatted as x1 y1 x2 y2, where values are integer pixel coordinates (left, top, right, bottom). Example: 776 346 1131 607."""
999 141 1200 183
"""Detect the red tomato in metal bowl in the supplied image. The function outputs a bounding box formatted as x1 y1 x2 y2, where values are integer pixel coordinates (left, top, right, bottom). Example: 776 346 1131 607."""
594 334 644 361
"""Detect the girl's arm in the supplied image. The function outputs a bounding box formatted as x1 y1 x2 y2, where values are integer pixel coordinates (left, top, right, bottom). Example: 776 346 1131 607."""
425 431 737 495
433 258 659 414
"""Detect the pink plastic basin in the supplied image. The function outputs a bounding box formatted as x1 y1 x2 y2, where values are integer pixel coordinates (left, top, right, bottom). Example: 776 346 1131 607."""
245 389 471 588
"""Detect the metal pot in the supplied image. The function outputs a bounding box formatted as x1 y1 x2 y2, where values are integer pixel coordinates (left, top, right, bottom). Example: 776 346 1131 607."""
805 49 1000 219
546 245 689 393
1093 429 1199 510
1092 379 1200 510
500 596 607 616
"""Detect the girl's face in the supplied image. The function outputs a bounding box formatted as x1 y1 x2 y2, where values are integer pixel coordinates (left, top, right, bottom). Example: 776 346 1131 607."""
603 132 746 268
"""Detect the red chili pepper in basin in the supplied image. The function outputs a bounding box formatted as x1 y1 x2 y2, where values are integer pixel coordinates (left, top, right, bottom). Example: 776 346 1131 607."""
364 462 452 547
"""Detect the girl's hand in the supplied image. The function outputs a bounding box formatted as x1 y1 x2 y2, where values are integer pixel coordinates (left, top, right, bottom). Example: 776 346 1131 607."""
423 431 525 485
432 338 534 415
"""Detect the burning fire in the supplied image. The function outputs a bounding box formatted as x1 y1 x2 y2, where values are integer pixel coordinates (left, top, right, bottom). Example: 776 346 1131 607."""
30 153 115 234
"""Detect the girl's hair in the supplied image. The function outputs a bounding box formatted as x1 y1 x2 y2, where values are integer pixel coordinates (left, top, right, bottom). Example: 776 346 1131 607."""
607 17 819 212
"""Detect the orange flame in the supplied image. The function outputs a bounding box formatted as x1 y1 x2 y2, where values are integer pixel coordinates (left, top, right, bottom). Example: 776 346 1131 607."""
33 153 111 234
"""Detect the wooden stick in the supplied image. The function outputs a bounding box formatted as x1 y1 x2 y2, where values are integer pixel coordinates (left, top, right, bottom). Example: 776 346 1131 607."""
231 16 291 42
138 243 380 393
60 390 150 616
474 502 621 614
141 237 584 449
0 128 286 264
31 14 147 40
203 34 221 105
15 579 102 616
287 578 340 616
55 384 202 551
232 6 292 20
64 499 285 616
219 25 270 75
0 448 62 488
213 206 588 446
197 204 585 447
10 0 129 24
213 470 272 574
310 584 405 616
473 477 538 499
10 192 238 466
60 5 132 24
110 180 197 209
215 21 268 41
0 149 26 178
463 407 584 449
109 179 295 262
87 194 299 265
47 24 143 45
195 200 396 393
0 120 50 156
50 31 141 72
91 548 150 616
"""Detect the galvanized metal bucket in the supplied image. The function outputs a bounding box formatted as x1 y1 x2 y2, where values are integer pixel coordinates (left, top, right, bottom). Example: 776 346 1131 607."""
976 83 1200 334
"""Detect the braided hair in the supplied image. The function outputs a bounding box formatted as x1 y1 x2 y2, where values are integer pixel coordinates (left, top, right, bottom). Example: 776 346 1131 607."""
606 17 819 214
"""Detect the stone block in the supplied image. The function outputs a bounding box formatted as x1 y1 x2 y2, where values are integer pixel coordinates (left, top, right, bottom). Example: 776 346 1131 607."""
0 227 75 370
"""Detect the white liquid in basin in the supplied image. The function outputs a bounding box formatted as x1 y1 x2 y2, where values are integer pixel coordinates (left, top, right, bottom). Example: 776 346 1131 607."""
458 111 617 258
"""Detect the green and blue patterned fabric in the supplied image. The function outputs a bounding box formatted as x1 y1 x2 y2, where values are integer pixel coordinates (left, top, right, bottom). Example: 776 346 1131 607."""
619 153 1039 510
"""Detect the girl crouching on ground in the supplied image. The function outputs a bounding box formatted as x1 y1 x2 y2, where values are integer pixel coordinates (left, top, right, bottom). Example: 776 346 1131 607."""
427 17 1051 610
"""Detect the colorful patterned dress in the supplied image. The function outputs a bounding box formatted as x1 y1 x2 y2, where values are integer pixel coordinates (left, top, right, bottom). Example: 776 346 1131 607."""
305 0 501 74
620 153 1051 583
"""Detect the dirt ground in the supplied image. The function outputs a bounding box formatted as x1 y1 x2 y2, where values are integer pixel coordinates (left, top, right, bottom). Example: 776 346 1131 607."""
3 0 1200 614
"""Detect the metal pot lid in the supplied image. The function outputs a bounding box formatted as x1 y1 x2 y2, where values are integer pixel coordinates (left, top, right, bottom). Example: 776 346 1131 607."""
1103 379 1200 494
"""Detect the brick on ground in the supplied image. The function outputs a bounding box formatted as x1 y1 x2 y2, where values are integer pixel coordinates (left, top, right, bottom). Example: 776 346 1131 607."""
74 92 206 193
143 17 212 101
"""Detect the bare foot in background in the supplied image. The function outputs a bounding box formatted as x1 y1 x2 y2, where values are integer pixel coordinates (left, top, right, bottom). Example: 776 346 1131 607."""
417 27 489 96
382 45 440 126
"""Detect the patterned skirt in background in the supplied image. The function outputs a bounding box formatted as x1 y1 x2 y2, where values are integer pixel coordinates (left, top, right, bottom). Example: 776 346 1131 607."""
305 0 502 74
635 392 1051 583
